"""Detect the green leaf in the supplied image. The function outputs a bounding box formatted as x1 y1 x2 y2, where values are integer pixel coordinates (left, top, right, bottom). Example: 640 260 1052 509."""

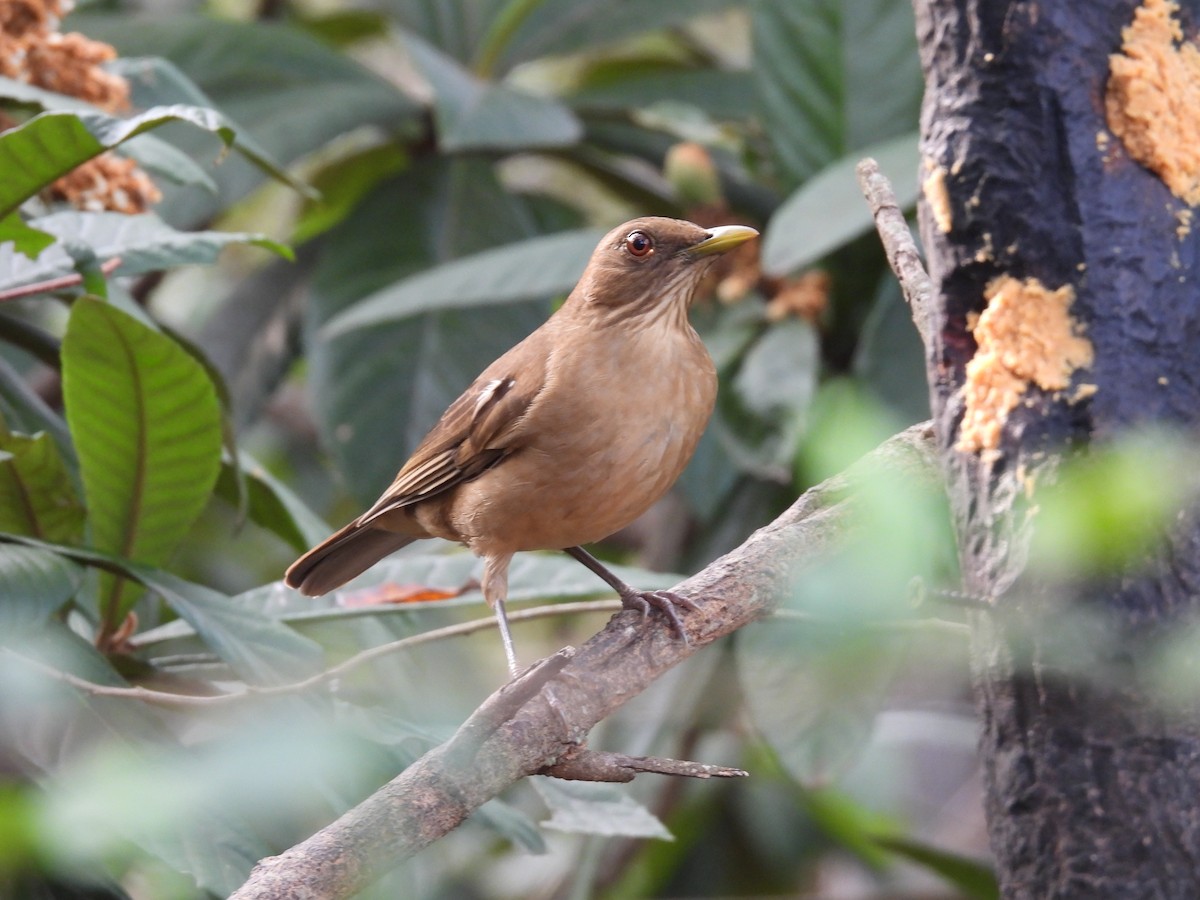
0 424 84 543
0 356 72 459
0 543 84 635
61 299 224 624
722 318 820 478
0 105 304 221
293 142 409 244
0 211 291 295
0 212 55 259
853 273 930 425
76 15 421 185
874 835 999 900
323 227 602 338
752 0 922 187
213 452 332 553
736 619 907 785
532 777 673 840
404 32 582 152
568 66 757 122
0 534 323 683
0 74 219 196
493 0 741 70
761 132 919 276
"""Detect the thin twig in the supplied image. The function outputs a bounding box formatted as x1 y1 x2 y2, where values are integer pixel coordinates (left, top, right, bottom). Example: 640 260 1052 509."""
855 158 936 351
0 256 123 303
541 746 748 782
6 596 966 710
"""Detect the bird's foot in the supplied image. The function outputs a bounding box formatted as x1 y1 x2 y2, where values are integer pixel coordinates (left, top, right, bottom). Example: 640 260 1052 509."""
618 588 699 643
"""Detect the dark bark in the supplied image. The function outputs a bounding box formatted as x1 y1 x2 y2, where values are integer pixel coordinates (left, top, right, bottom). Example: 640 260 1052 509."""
913 1 1200 896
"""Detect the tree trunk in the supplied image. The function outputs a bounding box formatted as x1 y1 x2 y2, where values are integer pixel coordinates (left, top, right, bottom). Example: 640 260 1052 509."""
913 0 1200 896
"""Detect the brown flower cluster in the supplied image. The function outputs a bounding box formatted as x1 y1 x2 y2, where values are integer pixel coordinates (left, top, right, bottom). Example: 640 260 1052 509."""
2 0 160 213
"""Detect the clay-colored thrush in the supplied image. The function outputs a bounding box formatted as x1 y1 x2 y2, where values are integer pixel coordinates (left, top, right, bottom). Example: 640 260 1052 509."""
286 217 759 673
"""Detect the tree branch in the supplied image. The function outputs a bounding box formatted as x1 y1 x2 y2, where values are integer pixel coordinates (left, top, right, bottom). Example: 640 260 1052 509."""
230 421 939 899
855 157 936 354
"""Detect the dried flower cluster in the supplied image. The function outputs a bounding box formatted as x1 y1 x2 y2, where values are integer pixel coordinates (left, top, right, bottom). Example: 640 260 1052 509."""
665 141 830 325
1 0 160 213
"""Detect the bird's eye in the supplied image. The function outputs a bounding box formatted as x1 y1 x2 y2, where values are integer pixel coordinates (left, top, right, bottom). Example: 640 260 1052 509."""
624 231 654 258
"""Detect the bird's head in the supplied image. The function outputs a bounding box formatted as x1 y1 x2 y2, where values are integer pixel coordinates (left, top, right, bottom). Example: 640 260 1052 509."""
574 217 758 322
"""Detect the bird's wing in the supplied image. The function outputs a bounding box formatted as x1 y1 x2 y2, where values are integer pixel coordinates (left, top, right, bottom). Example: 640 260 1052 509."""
355 368 539 526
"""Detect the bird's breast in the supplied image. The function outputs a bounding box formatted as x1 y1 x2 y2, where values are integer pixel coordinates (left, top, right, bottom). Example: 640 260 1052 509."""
451 319 717 554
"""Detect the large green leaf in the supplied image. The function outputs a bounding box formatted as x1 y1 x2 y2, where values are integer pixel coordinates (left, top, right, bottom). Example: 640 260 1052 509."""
324 227 602 337
60 299 224 623
0 104 303 220
403 31 582 152
761 132 919 276
0 423 84 543
752 0 921 187
309 158 549 502
0 211 290 295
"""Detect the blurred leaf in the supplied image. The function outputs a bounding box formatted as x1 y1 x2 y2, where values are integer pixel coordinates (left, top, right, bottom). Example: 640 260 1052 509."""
737 619 906 785
494 0 741 70
77 15 421 180
61 299 223 624
0 211 291 295
533 777 673 840
294 9 392 45
473 798 548 854
1 534 324 683
568 67 756 122
404 32 582 152
1030 434 1195 577
0 543 84 635
853 272 930 426
752 0 922 187
761 131 918 276
0 356 72 460
875 835 999 899
214 451 332 553
310 158 548 501
0 424 83 542
294 143 409 244
324 227 601 338
801 787 894 869
721 318 820 478
0 212 54 260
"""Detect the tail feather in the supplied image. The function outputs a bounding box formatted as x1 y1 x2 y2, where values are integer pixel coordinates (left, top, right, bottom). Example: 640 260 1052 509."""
285 523 418 596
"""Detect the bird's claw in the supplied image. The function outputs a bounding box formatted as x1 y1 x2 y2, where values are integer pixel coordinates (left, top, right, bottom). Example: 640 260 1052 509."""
618 588 699 643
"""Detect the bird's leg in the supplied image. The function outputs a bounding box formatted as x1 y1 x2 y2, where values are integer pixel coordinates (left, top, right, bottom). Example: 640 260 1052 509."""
483 554 520 677
564 546 698 641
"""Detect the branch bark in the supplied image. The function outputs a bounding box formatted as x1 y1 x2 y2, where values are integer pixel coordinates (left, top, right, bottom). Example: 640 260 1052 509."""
230 422 939 899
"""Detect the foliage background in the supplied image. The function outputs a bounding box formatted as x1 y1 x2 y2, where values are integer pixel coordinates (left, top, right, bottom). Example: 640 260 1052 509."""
0 0 991 897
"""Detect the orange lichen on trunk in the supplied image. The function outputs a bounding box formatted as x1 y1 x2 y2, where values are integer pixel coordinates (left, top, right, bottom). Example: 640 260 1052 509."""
1105 0 1200 205
923 163 953 233
956 276 1094 453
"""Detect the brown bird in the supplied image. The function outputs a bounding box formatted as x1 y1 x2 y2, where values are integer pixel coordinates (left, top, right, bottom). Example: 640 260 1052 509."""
286 217 758 674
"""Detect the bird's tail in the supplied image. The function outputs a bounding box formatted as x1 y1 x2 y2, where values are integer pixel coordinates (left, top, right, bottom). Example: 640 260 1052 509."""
285 522 417 597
